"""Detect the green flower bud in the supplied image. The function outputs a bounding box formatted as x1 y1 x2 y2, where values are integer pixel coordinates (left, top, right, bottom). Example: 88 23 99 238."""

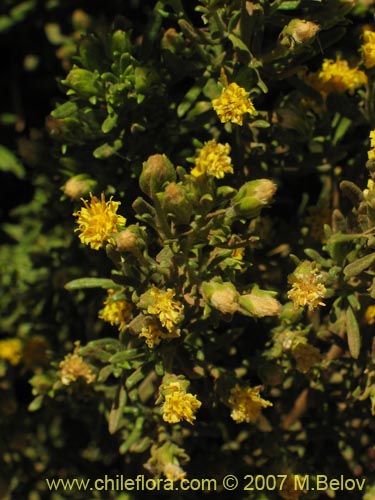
238 286 281 318
139 154 176 199
114 224 146 253
111 30 132 56
229 179 277 218
159 182 192 225
63 174 97 200
202 281 239 315
45 115 84 144
279 19 320 49
161 28 184 53
63 67 103 98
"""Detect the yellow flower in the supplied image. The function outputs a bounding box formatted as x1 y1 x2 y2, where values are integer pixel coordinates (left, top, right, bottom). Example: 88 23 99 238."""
162 381 201 425
0 338 22 366
362 30 375 69
59 342 95 385
364 305 375 325
370 130 375 148
73 193 126 250
301 57 367 98
368 149 375 161
98 290 132 331
212 82 256 125
144 442 188 481
228 385 273 423
140 323 165 348
320 57 367 93
191 140 233 179
287 261 326 311
147 287 184 333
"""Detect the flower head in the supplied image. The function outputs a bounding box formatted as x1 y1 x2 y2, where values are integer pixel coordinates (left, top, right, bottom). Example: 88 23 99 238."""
0 338 22 366
212 82 256 125
59 342 95 385
287 261 326 311
144 442 189 481
99 290 133 331
301 57 367 98
162 381 201 424
228 385 273 423
147 287 184 333
191 140 233 179
362 30 375 69
139 322 179 348
73 193 126 250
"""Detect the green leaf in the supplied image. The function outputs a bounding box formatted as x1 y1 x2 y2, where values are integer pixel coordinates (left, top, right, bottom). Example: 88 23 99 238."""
108 385 127 434
93 140 122 159
177 85 202 118
51 101 79 119
343 253 375 278
101 113 118 134
346 306 361 359
28 395 44 412
0 145 25 178
64 277 116 290
109 350 144 363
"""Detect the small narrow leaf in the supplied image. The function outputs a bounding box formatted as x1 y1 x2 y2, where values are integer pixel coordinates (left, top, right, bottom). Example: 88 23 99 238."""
343 253 375 278
346 306 361 359
65 277 116 290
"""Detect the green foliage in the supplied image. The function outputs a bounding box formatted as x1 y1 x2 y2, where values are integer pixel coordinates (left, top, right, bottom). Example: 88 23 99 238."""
3 0 375 499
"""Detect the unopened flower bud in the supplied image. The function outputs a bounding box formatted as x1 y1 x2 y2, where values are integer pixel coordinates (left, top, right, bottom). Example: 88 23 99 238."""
229 179 277 218
114 224 146 253
159 182 192 225
161 28 184 53
238 286 281 318
139 154 176 199
111 30 132 56
63 67 103 98
202 281 239 315
63 175 96 200
279 19 320 48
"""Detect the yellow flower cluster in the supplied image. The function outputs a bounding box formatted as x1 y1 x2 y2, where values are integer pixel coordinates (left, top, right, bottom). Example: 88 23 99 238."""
368 130 375 161
73 193 126 250
361 30 375 69
59 342 96 386
212 82 256 125
191 140 233 179
287 261 326 311
140 321 181 348
228 385 272 423
162 381 201 425
98 290 133 331
147 287 184 333
301 57 367 98
0 338 23 366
